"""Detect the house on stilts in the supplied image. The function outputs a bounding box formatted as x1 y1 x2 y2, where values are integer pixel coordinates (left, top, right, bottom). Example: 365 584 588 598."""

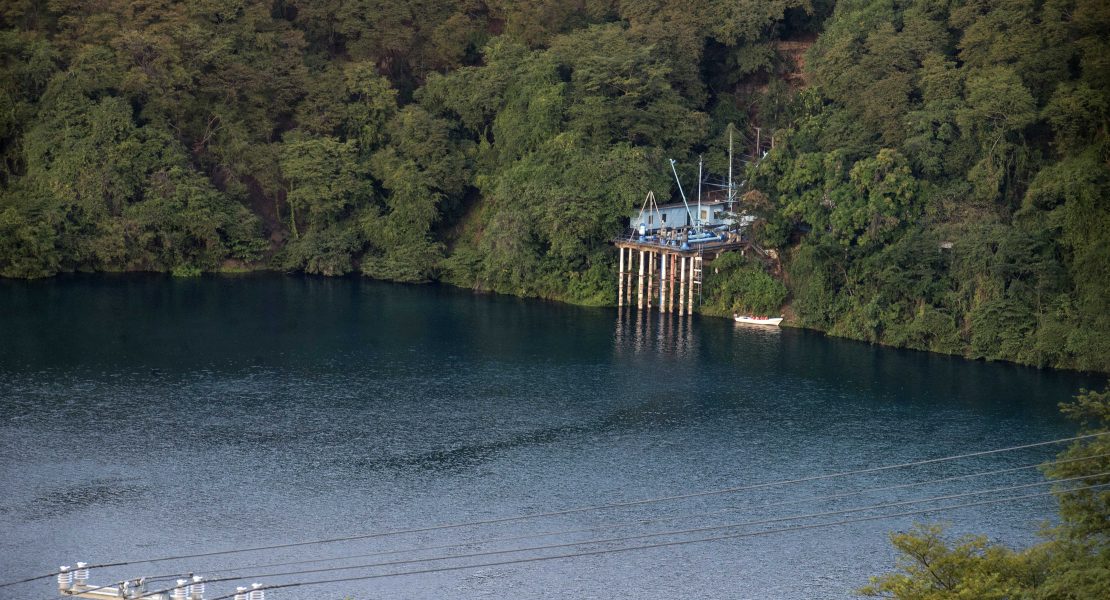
613 126 769 314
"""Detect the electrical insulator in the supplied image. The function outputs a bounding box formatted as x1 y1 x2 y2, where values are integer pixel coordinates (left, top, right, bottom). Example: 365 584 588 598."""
171 578 188 600
233 586 248 600
74 563 89 586
248 582 265 600
57 566 72 590
190 575 205 600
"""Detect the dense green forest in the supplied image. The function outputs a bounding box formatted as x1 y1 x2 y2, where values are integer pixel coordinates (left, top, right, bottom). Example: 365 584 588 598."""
1 1 1107 372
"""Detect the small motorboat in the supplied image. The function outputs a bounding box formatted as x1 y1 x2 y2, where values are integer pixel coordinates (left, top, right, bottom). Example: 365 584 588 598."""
734 314 784 326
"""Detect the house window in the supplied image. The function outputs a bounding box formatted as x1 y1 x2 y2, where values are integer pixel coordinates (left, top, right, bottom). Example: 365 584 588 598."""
648 214 653 225
661 213 667 223
713 211 724 220
700 209 708 220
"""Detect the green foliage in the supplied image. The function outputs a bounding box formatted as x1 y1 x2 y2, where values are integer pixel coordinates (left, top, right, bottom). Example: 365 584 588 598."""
783 241 845 328
127 167 267 272
860 523 1040 599
443 135 664 301
862 387 1110 599
280 134 370 236
2 63 266 276
0 29 58 184
701 252 787 317
549 24 708 151
0 0 1106 372
1044 387 1110 542
361 105 469 282
745 0 1110 371
957 66 1037 206
426 22 701 302
278 133 371 275
0 188 59 278
281 220 364 277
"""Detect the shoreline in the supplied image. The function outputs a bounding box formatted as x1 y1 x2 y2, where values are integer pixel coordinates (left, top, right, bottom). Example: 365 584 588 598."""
4 267 1107 377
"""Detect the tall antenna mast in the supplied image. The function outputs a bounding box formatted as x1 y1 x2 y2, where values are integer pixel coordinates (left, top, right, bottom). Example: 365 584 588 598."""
728 124 735 207
697 155 703 230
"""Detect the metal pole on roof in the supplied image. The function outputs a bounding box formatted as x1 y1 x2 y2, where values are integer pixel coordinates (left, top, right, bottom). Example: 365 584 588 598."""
668 159 696 227
651 191 661 234
728 124 735 207
697 155 703 230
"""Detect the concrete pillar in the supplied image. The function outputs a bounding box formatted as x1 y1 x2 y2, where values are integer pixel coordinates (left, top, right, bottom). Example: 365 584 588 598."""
674 256 683 314
618 247 625 307
668 254 676 312
659 252 667 312
637 250 645 310
688 256 696 315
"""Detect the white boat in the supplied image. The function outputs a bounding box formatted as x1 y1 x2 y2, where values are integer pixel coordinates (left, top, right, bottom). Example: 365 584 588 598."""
734 314 783 326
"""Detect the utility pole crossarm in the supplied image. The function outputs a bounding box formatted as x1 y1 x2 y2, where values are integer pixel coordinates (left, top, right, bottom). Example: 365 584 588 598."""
63 587 165 600
55 565 193 600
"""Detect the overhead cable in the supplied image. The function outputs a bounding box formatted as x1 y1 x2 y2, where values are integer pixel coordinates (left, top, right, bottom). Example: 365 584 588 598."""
87 432 1110 568
200 484 1108 600
72 452 1107 598
7 431 1103 590
192 452 1110 578
137 474 1107 599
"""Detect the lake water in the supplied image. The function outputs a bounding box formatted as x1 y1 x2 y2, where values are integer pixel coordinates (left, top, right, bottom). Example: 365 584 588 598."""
0 275 1104 599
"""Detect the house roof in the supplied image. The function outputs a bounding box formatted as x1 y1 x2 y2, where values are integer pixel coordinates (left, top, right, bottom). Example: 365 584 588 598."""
655 199 732 210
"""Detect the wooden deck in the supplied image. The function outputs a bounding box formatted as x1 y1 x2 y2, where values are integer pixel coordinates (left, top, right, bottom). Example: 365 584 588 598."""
613 236 750 256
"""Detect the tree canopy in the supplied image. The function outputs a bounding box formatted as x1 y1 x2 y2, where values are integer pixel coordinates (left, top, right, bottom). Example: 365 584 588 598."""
0 0 1107 371
861 386 1110 599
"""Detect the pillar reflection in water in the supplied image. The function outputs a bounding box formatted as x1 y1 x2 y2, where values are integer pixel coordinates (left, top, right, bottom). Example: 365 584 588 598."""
613 308 700 361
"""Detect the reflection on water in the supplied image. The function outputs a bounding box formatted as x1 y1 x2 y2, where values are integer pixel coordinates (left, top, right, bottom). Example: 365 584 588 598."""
0 275 1105 600
613 309 701 361
730 320 784 336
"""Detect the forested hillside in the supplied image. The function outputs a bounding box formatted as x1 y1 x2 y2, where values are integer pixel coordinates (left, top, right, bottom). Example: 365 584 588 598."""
1 1 1107 372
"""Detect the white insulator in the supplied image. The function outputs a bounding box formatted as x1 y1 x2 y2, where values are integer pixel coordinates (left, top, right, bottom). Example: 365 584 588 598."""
57 567 72 590
233 586 249 600
190 575 205 599
170 579 189 600
248 582 264 600
74 562 89 585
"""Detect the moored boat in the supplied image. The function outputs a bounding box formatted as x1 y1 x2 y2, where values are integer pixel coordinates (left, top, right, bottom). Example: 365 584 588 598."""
734 314 783 326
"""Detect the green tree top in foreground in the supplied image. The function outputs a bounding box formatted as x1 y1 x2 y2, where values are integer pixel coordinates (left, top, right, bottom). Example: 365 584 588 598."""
860 386 1110 599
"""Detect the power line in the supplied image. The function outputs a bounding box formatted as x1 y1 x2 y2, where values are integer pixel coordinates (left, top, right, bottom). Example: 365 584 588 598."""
190 452 1110 579
54 452 1108 598
152 474 1102 593
138 473 1107 599
201 484 1107 600
7 431 1102 590
54 452 1108 600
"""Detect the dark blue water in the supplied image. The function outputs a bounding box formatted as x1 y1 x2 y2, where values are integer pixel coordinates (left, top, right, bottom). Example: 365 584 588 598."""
0 275 1104 599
